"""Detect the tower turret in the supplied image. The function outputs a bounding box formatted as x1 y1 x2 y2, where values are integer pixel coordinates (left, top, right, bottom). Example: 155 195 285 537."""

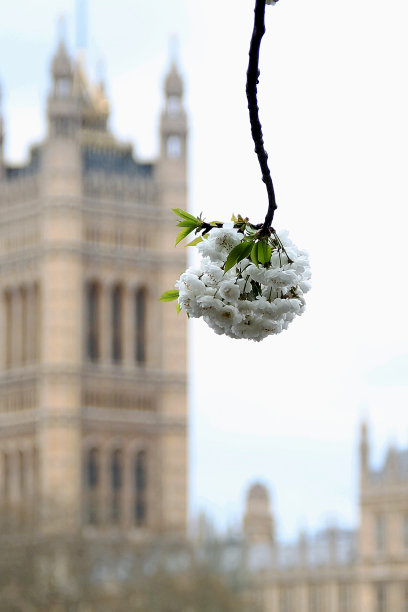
359 420 370 485
243 482 275 545
47 38 79 138
160 61 187 164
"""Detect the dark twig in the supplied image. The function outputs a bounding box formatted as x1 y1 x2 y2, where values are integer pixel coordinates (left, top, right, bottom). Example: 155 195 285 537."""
246 0 277 236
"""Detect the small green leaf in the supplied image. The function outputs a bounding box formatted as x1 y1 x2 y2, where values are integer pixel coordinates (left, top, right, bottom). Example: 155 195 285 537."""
172 208 198 222
185 236 203 247
251 241 272 266
250 242 259 265
224 241 254 273
258 241 272 265
160 289 179 302
175 226 195 246
176 303 182 314
176 220 199 228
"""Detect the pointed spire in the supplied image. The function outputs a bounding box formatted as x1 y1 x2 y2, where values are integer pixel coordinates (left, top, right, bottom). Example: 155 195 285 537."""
164 61 183 99
75 0 88 72
160 53 187 164
75 0 88 53
359 419 370 481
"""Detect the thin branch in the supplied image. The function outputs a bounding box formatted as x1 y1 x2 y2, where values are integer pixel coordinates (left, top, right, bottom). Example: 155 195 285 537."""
246 0 277 236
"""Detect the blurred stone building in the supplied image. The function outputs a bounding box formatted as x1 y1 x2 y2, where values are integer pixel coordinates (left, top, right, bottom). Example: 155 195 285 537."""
2 27 408 612
238 423 408 612
0 35 188 540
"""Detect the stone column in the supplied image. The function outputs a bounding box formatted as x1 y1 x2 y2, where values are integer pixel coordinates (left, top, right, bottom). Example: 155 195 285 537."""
25 285 33 364
388 582 399 612
327 581 338 612
20 287 25 365
264 585 278 612
33 282 40 364
11 288 22 367
297 582 308 612
4 291 12 368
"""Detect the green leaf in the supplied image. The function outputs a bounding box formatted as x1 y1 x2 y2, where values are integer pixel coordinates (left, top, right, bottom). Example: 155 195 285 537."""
176 220 199 228
175 226 195 246
176 303 182 314
185 236 203 247
258 241 272 265
251 241 272 266
160 289 179 302
224 241 254 273
250 242 259 265
172 208 198 223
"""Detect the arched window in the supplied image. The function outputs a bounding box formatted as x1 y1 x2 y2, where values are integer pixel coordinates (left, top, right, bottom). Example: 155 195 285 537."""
86 447 99 525
111 285 123 363
375 584 387 612
18 450 25 497
135 287 146 364
86 282 100 361
2 453 9 501
56 77 72 98
168 96 180 115
134 450 147 526
87 448 99 490
33 447 39 500
166 135 181 158
375 515 386 553
111 449 122 523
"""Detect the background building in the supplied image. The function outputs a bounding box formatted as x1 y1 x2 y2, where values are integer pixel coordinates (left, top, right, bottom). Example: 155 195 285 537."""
0 34 188 539
236 423 408 612
1 20 407 612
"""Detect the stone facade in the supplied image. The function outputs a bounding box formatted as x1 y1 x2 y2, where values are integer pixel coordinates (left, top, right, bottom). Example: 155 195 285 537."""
241 423 408 612
0 38 188 540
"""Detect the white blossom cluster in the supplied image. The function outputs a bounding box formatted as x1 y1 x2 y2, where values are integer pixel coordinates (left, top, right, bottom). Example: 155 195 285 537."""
176 227 311 341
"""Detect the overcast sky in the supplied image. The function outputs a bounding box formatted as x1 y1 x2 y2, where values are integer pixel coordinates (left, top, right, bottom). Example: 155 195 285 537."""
1 0 408 540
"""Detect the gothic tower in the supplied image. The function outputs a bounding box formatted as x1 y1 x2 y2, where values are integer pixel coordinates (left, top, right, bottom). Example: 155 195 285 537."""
358 422 408 610
0 36 188 539
243 482 275 545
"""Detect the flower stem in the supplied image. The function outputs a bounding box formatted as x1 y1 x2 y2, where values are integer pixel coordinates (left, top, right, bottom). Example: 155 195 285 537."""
246 0 277 236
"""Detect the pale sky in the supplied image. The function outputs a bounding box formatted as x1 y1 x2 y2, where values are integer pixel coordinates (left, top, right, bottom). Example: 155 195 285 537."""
1 0 408 540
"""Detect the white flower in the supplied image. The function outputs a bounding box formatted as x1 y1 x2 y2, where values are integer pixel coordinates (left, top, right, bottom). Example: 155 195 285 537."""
177 272 206 297
218 280 240 303
198 227 241 263
175 225 311 341
246 263 268 285
264 268 299 290
197 295 224 315
200 260 224 286
212 227 241 252
178 292 203 318
299 280 312 293
197 239 224 264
